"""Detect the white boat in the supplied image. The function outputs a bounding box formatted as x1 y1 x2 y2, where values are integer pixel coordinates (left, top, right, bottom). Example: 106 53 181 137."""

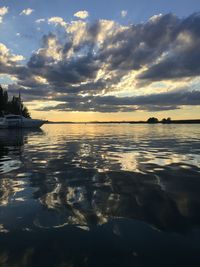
0 114 46 129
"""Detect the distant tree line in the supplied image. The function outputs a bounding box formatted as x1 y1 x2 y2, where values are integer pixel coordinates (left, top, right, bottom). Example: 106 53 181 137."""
147 117 171 123
0 85 30 118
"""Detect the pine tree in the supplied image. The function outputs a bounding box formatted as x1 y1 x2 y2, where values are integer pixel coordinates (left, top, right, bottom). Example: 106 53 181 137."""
0 85 8 116
0 85 4 116
0 84 31 118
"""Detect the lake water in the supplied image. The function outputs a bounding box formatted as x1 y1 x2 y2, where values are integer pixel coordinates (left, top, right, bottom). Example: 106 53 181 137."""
0 124 200 267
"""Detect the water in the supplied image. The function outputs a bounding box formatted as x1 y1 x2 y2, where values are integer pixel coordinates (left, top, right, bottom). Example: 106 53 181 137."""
0 124 200 267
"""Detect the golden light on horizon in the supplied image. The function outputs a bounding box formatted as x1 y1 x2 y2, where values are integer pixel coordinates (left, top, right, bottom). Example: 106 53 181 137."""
30 106 200 122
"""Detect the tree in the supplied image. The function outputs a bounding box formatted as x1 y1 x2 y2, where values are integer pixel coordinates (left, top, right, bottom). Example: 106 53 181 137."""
161 117 171 124
147 117 159 123
0 85 8 116
0 85 4 116
0 84 31 118
22 106 31 118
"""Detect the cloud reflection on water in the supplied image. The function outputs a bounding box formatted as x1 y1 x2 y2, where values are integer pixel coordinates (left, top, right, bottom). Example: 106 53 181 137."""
0 124 200 266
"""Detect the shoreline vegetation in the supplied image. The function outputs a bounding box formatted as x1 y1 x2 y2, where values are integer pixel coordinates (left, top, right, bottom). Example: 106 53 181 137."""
0 85 30 118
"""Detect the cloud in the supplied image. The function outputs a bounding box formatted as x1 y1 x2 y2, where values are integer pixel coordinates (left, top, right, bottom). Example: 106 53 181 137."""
48 17 67 27
137 13 200 82
97 13 179 73
20 8 34 16
0 6 8 23
36 89 200 113
121 10 127 18
0 6 8 16
36 18 45 23
149 13 163 22
2 12 200 114
0 43 25 64
74 10 89 19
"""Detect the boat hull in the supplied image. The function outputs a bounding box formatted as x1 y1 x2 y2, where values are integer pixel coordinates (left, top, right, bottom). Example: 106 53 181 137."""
0 117 46 129
20 121 45 128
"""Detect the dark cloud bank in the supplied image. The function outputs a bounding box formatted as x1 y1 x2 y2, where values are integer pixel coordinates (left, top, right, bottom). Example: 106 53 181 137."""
2 13 200 112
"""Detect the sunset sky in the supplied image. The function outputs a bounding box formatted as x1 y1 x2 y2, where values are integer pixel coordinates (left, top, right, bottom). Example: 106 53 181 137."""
0 0 200 121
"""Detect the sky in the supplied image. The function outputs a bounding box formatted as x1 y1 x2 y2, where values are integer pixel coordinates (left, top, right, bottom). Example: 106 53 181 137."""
0 0 200 121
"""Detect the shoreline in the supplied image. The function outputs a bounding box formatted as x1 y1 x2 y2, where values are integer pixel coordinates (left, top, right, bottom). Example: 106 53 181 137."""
46 119 200 124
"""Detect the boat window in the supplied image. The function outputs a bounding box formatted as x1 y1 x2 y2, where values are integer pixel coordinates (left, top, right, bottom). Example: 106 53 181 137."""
6 116 21 120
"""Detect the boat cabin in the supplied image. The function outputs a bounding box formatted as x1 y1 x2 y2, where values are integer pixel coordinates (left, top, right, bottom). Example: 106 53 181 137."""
5 115 23 120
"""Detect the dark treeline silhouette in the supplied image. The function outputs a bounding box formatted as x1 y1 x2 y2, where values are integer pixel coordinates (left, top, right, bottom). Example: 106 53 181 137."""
147 117 171 124
147 117 159 123
161 117 171 124
0 85 30 118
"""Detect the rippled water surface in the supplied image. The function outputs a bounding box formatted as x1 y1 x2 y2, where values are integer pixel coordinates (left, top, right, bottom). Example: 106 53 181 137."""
0 124 200 267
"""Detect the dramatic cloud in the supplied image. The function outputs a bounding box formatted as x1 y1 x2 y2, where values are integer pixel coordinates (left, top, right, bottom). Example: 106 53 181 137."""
0 43 25 68
121 10 127 18
137 13 200 82
74 10 89 19
2 12 200 114
0 43 27 98
20 8 34 16
37 90 200 113
0 6 8 23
